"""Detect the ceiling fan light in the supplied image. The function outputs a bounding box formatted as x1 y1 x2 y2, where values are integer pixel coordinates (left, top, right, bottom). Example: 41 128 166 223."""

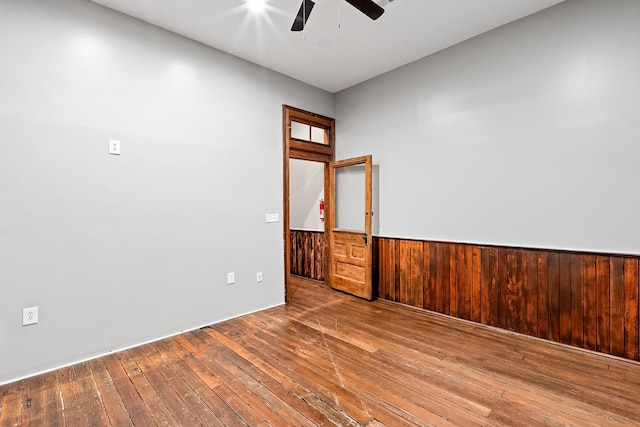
247 0 266 13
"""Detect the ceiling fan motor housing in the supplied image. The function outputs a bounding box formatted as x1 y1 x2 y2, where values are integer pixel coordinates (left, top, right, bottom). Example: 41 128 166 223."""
292 0 387 31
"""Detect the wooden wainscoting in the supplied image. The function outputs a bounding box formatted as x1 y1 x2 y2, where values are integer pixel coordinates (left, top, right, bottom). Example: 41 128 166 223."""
290 229 325 281
374 238 640 361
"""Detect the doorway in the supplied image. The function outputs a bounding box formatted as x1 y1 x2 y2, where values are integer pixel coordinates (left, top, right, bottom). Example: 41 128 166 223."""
289 159 326 281
283 106 377 301
282 105 334 301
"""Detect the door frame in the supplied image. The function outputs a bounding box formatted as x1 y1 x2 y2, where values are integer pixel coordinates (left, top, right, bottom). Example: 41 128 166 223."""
283 105 335 301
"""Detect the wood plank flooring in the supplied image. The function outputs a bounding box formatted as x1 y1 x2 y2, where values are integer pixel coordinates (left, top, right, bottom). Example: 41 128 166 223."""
2 276 640 426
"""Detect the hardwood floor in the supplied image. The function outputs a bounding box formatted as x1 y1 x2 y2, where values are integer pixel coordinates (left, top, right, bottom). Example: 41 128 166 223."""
2 276 640 426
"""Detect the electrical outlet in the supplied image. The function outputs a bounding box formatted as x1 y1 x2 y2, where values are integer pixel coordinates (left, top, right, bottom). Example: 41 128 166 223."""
256 271 263 282
227 272 235 285
109 139 121 155
22 307 38 326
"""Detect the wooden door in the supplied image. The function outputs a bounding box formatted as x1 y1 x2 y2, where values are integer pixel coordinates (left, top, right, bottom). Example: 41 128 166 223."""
328 155 373 300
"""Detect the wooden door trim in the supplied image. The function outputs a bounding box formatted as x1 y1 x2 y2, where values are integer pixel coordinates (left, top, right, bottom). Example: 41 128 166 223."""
330 155 371 169
283 105 335 302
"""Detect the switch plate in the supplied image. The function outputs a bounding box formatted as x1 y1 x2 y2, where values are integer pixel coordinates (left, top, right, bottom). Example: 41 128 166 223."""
109 139 121 155
265 213 279 223
22 307 38 326
256 271 263 282
227 272 235 285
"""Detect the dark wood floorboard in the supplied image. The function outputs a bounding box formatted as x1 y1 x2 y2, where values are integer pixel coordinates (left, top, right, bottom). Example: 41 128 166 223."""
2 276 640 426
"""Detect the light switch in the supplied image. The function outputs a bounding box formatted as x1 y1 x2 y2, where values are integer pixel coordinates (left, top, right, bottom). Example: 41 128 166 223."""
265 213 280 223
109 139 121 155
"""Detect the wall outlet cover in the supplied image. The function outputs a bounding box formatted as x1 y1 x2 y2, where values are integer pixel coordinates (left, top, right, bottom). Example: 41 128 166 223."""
109 139 121 155
22 307 39 326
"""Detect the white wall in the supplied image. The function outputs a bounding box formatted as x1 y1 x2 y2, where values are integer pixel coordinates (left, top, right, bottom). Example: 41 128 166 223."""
335 0 640 255
0 0 333 385
289 159 325 231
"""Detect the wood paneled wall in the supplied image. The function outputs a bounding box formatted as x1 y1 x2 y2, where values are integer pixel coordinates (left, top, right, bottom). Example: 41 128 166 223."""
374 238 640 361
290 230 325 281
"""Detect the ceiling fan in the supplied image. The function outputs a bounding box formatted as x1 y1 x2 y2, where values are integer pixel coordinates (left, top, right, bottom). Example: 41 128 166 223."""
291 0 385 31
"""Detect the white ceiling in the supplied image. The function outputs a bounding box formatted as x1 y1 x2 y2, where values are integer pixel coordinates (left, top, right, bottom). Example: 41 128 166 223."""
89 0 565 93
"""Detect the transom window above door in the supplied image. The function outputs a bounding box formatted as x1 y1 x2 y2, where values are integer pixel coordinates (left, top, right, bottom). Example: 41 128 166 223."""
284 105 334 161
291 121 328 145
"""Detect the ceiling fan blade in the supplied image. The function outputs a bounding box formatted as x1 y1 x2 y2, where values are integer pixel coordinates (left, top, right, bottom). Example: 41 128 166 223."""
343 0 385 20
291 0 316 32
